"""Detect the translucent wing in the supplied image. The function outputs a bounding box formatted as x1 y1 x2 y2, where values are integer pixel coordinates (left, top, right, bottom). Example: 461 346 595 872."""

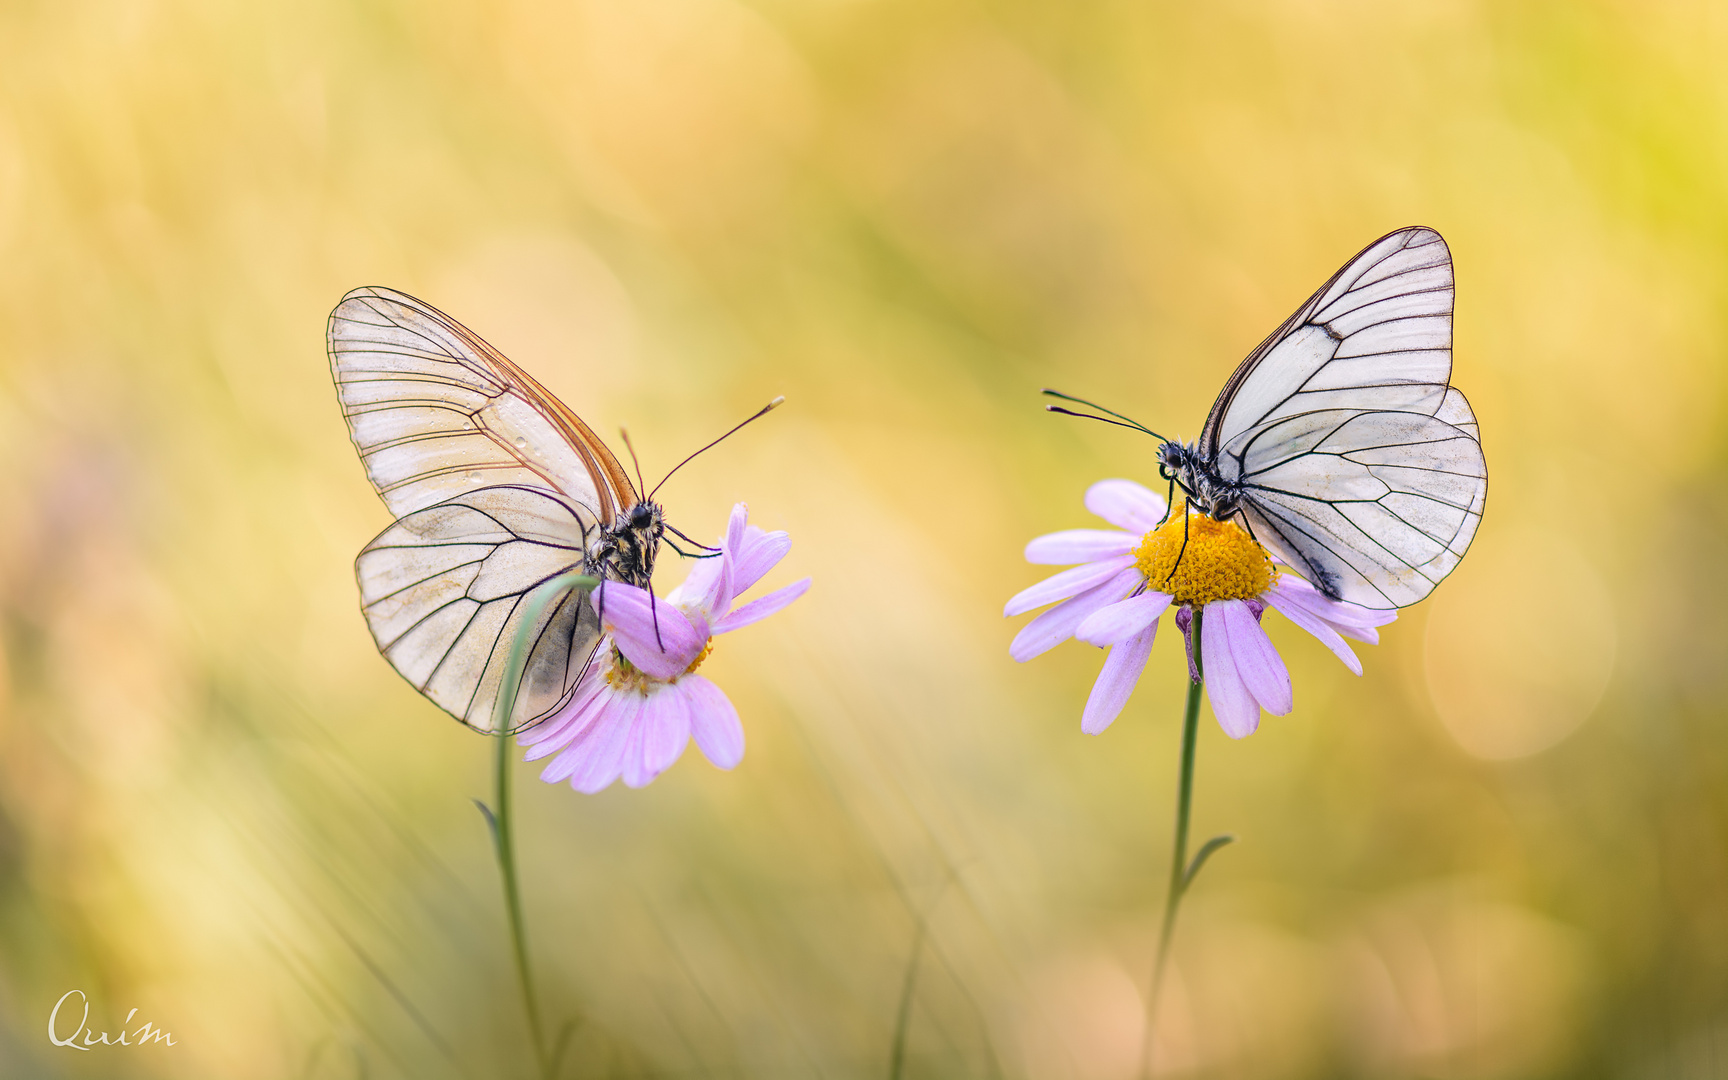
329 287 634 732
328 285 636 521
355 486 601 733
1202 228 1486 609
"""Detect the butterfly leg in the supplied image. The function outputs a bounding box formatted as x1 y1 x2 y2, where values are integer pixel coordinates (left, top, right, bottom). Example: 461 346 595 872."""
647 589 666 652
665 537 722 560
1164 508 1191 587
664 523 721 558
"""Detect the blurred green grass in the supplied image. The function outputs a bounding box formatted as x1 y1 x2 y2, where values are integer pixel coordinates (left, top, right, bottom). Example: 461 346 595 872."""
2 0 1726 1077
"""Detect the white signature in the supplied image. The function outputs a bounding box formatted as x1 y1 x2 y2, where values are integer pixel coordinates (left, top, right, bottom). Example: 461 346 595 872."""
48 990 176 1049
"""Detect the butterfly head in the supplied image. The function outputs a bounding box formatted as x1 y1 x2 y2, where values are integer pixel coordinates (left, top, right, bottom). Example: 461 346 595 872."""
1157 440 1242 521
1156 440 1204 505
1155 440 1192 477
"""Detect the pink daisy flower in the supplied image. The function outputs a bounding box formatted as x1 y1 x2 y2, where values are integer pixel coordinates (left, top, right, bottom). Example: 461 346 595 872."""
519 503 810 792
1005 478 1395 738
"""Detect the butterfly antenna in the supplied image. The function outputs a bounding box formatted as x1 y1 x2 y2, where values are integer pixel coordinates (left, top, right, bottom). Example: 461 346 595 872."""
1045 406 1166 437
648 396 785 500
619 426 647 503
1041 388 1169 442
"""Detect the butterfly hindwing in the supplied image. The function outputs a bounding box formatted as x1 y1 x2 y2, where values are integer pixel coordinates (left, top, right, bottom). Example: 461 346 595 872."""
355 485 603 734
1234 404 1486 608
1201 227 1486 610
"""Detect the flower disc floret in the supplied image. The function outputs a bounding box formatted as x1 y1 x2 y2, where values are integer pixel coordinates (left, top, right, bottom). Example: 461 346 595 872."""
603 637 716 696
1134 507 1277 607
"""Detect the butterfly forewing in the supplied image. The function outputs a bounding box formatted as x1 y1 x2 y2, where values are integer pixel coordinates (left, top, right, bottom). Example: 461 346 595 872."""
329 286 634 521
331 287 632 733
1201 227 1486 610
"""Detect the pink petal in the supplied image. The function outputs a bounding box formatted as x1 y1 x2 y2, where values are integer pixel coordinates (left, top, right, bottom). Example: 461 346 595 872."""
1024 529 1138 565
566 692 639 793
1009 568 1140 662
712 578 810 634
709 503 749 612
1081 621 1158 735
1219 599 1292 715
593 581 706 679
1084 479 1168 533
1076 590 1173 647
667 548 727 613
617 708 652 788
732 525 791 597
1200 604 1259 739
682 675 745 769
621 688 691 788
537 689 628 784
1273 575 1396 643
1264 582 1362 676
1005 554 1135 617
698 512 743 616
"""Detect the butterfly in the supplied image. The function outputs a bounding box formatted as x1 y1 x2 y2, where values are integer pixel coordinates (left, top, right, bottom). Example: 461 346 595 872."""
328 286 755 734
1051 226 1486 609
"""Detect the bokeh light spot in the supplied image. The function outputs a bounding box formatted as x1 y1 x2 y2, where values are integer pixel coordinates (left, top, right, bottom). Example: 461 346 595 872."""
1424 528 1615 760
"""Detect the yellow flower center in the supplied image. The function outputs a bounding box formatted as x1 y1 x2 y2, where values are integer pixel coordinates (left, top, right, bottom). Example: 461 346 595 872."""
683 638 714 677
1133 504 1277 606
603 638 715 696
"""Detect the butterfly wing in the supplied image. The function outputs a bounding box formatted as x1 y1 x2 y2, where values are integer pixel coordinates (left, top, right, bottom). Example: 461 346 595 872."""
1201 228 1486 609
355 486 601 732
329 286 636 519
330 287 636 732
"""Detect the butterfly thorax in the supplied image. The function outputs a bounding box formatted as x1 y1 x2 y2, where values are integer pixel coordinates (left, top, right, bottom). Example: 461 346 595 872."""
586 500 664 589
1157 441 1243 522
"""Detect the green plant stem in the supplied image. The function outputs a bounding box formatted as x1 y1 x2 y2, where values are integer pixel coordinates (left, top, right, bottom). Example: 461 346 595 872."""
1139 606 1222 1080
495 716 549 1080
489 571 597 1080
888 915 926 1080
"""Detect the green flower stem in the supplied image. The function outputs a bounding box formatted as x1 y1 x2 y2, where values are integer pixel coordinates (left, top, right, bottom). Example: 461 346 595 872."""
490 571 598 1080
887 914 926 1080
1139 607 1233 1080
493 704 547 1080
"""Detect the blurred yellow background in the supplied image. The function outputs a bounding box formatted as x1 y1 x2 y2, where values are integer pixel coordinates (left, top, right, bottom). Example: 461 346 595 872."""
1 1 1724 1077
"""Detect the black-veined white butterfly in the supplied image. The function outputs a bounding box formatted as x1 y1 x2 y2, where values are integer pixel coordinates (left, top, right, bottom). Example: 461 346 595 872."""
328 287 770 733
1050 226 1486 609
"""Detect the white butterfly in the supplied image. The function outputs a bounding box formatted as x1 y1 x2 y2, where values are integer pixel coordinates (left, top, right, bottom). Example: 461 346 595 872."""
1055 226 1486 609
328 287 720 734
